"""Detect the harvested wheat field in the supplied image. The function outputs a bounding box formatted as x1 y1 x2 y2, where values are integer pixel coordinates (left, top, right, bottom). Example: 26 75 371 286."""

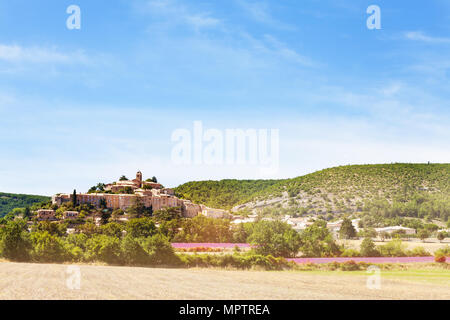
0 262 448 300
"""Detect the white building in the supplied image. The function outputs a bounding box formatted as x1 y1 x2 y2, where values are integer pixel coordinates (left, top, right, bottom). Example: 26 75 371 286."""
375 226 416 235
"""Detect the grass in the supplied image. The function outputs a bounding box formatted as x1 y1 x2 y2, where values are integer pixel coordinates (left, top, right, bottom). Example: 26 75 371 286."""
292 265 450 286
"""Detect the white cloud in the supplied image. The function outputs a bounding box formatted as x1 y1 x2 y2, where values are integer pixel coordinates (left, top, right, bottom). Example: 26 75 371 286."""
142 0 222 31
263 34 316 67
236 0 294 30
404 31 450 44
186 14 220 29
0 44 89 64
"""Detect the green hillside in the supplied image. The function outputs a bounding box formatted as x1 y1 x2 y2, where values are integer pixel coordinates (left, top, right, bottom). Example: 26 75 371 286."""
175 164 450 220
174 179 282 210
0 192 50 217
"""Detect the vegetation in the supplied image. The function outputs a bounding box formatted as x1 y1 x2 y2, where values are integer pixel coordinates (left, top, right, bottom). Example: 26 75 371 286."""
248 220 300 258
175 164 450 222
339 218 357 239
175 179 281 209
0 192 50 217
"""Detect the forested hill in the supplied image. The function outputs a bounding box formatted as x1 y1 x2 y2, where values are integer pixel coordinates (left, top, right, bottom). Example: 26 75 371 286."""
174 164 450 213
174 179 283 210
0 193 50 217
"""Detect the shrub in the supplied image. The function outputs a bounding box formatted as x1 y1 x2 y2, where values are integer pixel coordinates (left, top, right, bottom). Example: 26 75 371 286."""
141 234 180 265
340 260 361 271
434 254 446 263
360 238 379 257
30 231 68 263
340 249 360 257
120 236 148 265
0 220 31 261
377 240 407 257
435 245 450 256
248 220 301 258
84 235 122 264
407 246 431 257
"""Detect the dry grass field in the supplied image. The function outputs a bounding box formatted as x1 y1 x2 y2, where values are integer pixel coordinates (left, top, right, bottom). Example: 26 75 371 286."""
0 262 448 300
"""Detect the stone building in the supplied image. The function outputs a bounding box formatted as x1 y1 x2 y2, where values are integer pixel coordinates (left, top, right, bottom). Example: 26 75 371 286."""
35 209 56 221
52 171 205 218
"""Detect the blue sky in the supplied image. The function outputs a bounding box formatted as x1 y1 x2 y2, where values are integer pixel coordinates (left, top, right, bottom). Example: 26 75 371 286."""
0 0 449 195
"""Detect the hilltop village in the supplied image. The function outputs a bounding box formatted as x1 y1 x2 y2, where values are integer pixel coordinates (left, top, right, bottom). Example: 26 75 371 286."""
42 171 228 225
33 171 430 238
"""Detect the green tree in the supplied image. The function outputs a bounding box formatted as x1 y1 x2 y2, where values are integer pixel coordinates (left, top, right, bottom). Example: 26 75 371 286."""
32 221 67 237
85 235 122 264
120 235 148 265
339 218 356 239
174 216 232 243
158 219 181 240
299 220 341 257
126 218 157 238
127 197 146 218
101 222 124 238
72 190 77 207
141 234 178 265
30 231 67 262
437 232 446 243
418 229 430 242
360 237 379 257
153 207 181 222
379 231 390 242
0 220 31 261
119 175 129 181
24 207 31 220
248 220 301 258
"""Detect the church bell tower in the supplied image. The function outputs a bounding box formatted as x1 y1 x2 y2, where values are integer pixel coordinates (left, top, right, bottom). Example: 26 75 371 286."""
136 171 143 187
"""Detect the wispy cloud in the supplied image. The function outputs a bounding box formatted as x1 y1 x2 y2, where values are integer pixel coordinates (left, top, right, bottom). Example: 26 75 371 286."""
141 0 222 31
262 34 317 67
404 31 450 44
186 14 220 30
0 44 89 64
236 0 294 30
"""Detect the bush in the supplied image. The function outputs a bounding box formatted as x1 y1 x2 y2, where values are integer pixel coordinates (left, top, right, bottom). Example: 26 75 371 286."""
141 234 179 265
0 220 31 261
340 260 361 271
120 236 148 265
377 240 407 257
177 252 288 270
360 238 379 257
30 231 68 263
407 246 431 257
434 254 446 263
125 218 157 238
435 245 450 256
249 220 301 258
84 235 122 264
340 249 360 257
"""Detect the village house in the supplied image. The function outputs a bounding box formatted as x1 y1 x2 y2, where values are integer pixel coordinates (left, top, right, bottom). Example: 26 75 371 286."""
201 207 229 219
52 171 224 219
63 211 79 220
375 226 416 235
35 209 57 221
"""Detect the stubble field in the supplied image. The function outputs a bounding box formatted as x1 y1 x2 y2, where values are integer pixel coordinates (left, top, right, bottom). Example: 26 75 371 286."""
0 262 448 300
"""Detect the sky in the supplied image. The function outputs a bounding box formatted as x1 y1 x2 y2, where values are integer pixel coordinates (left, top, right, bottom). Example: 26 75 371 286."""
0 0 449 195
